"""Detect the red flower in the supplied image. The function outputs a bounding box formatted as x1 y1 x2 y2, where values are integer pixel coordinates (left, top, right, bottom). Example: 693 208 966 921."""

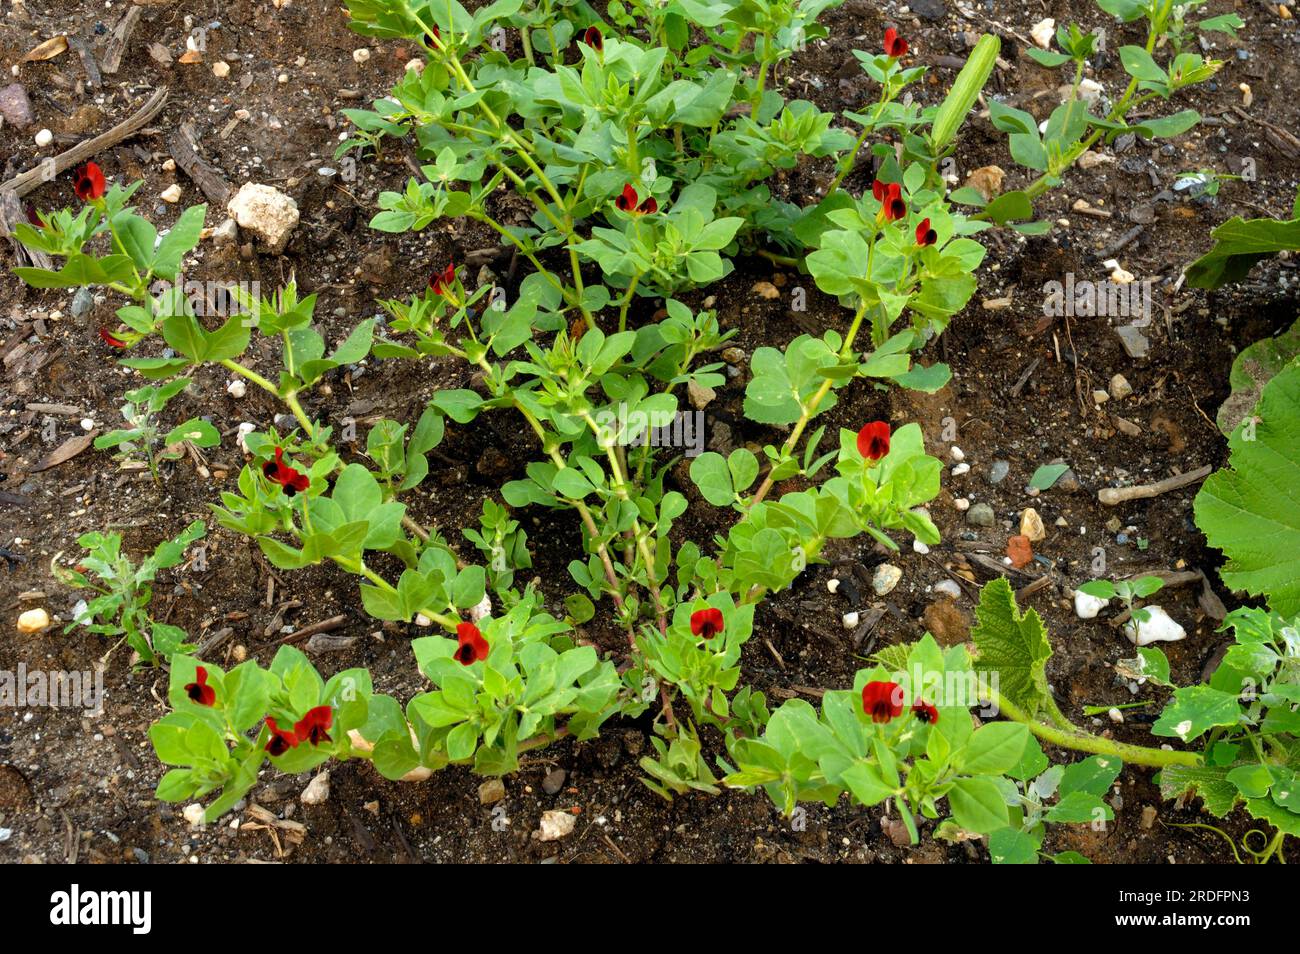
883 27 908 59
429 262 456 296
912 699 939 724
690 607 725 639
583 26 603 51
98 327 128 349
72 161 106 202
614 183 657 214
915 217 937 246
455 621 489 665
856 421 891 463
872 179 906 222
264 717 299 756
862 681 904 724
262 447 310 496
24 204 44 227
293 706 333 746
184 666 216 706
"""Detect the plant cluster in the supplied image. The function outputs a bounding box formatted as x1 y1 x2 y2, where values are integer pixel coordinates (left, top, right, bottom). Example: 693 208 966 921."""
11 0 1297 862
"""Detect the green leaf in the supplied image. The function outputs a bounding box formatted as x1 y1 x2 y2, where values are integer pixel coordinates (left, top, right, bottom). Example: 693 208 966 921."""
948 776 1010 833
689 452 736 507
1028 463 1069 490
1194 365 1300 615
1216 318 1300 435
989 826 1041 864
957 722 1029 775
1158 764 1240 816
1059 755 1123 797
1118 46 1166 83
1185 215 1300 289
971 578 1054 717
1152 685 1242 742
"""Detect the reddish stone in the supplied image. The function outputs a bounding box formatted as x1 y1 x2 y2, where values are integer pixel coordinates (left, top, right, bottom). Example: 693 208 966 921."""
1006 534 1033 569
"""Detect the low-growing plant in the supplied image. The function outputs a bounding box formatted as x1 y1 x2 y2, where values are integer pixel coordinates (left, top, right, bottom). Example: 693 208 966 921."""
14 0 1291 861
53 520 207 666
94 378 221 483
1079 574 1165 624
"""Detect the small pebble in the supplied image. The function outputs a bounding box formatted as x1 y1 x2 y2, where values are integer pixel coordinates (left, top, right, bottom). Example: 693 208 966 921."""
872 563 903 596
966 502 995 527
842 610 860 629
160 184 182 203
226 379 247 399
213 61 230 78
933 579 962 599
17 608 50 634
951 462 970 477
34 128 53 147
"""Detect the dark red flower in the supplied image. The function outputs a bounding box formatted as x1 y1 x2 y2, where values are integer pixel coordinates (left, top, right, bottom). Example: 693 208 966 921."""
262 447 310 496
24 204 44 227
429 262 456 297
856 421 891 463
72 161 106 202
915 217 937 246
690 607 725 639
583 26 603 51
872 179 905 222
912 699 939 724
184 666 216 706
293 706 333 746
98 327 128 349
264 717 299 756
883 27 908 59
614 183 656 214
862 680 904 724
455 621 489 665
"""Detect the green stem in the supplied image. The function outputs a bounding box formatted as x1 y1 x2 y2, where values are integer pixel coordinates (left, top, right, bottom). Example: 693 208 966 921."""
991 689 1202 768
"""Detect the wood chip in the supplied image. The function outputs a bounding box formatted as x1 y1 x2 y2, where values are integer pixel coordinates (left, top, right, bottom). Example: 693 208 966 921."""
22 36 69 63
31 431 97 472
101 7 142 75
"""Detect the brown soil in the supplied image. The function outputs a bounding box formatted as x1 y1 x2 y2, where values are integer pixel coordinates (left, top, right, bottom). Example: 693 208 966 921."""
1 0 1298 864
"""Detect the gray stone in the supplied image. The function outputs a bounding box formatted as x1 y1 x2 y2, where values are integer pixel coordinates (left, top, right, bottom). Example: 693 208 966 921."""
966 502 996 527
0 83 34 129
542 768 566 795
987 460 1010 484
1116 325 1150 359
909 0 947 20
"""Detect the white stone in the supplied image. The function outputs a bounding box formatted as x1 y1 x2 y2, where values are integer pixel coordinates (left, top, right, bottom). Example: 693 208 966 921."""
17 608 50 634
227 183 300 254
872 563 903 596
826 578 840 594
954 497 970 511
1031 18 1056 49
1108 707 1124 724
842 611 860 630
951 463 970 477
469 593 492 623
226 379 247 399
236 422 256 453
353 48 371 63
934 579 962 600
1020 507 1046 542
414 613 433 627
34 128 53 147
912 539 930 555
79 418 94 431
301 771 330 805
183 804 206 827
1125 605 1187 647
534 810 576 842
950 446 965 462
160 184 182 203
1074 590 1109 619
212 61 230 78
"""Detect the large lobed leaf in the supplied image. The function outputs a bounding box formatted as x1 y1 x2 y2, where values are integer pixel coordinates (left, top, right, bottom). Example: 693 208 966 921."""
1194 364 1300 615
970 577 1054 718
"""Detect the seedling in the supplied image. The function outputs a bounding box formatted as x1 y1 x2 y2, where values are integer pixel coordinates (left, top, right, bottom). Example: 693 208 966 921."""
53 520 207 666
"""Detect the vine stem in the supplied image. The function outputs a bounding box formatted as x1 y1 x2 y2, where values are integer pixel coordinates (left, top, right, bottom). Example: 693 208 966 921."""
989 689 1202 769
747 297 871 508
